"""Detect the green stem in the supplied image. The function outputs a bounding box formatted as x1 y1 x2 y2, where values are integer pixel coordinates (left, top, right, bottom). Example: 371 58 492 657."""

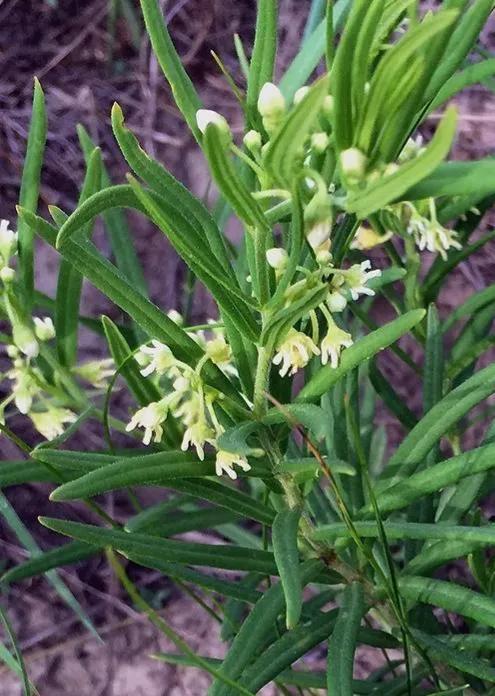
252 343 272 417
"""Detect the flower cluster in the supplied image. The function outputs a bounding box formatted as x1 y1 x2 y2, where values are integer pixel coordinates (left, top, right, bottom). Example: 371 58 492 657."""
127 319 250 480
0 220 115 441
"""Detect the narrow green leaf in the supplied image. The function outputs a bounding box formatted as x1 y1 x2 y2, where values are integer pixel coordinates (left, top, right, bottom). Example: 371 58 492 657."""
272 507 302 629
327 583 365 696
443 285 495 333
404 158 495 202
55 148 102 366
399 575 495 630
382 362 495 484
412 629 495 683
17 78 47 308
374 443 495 515
77 124 147 298
429 58 495 111
39 517 278 574
209 560 324 696
313 521 495 545
298 309 425 402
2 541 97 585
139 0 203 141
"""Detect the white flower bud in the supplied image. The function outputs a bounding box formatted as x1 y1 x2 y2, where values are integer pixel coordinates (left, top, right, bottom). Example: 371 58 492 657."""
0 220 17 265
243 129 262 153
316 247 332 266
0 266 15 283
13 324 39 359
293 86 309 105
34 316 55 342
327 291 347 313
307 221 331 250
322 95 334 120
266 247 288 271
311 132 329 154
340 148 367 182
167 309 183 325
196 109 231 138
257 83 285 118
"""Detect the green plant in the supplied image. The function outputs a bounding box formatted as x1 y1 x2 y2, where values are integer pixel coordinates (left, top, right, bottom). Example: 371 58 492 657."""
3 0 495 693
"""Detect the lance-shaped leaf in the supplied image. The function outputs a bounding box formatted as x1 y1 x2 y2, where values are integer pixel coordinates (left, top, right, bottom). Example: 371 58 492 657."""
381 362 495 484
17 78 47 308
272 507 302 629
55 148 102 367
39 518 281 574
327 583 366 696
399 576 495 630
1 541 98 585
297 309 425 403
404 158 495 202
209 560 324 696
139 0 203 141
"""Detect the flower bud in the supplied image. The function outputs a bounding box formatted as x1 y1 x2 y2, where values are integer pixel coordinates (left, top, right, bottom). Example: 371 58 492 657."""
34 316 56 342
167 309 183 325
293 86 309 105
340 148 367 183
0 219 17 266
257 82 285 134
311 132 329 154
327 290 347 313
0 266 15 283
306 221 331 250
266 247 288 271
316 246 332 266
196 109 231 142
243 129 262 153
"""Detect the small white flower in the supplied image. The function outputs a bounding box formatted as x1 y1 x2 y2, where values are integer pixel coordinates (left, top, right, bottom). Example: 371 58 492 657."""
215 450 251 480
196 109 231 137
320 323 353 368
340 261 381 301
74 358 114 388
0 220 17 264
7 366 41 414
30 407 76 440
138 340 176 377
34 316 55 342
126 399 169 445
273 329 320 378
257 82 285 118
181 421 216 461
266 247 288 271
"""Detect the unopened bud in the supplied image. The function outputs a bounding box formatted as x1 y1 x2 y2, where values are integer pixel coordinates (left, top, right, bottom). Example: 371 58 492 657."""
307 221 331 250
243 129 262 153
196 109 231 142
258 82 285 134
0 266 15 283
327 290 347 313
340 148 367 183
13 324 39 359
167 309 183 325
311 132 329 154
34 316 55 342
293 86 309 105
266 247 288 271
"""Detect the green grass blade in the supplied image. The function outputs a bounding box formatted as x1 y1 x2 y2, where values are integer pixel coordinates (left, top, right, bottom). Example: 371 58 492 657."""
0 604 30 696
